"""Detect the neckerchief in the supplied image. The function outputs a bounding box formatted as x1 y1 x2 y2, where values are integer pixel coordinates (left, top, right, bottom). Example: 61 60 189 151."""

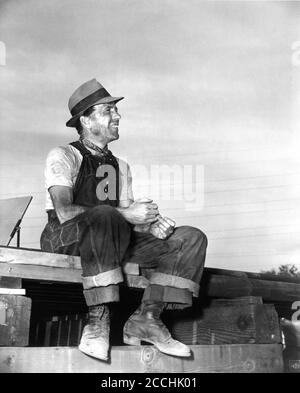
80 138 111 158
79 138 118 168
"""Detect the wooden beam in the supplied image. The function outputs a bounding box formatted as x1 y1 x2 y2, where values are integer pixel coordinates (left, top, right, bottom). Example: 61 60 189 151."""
205 267 300 284
0 246 299 302
0 295 31 346
0 262 82 283
0 246 81 269
0 288 25 295
202 274 300 302
0 259 300 301
0 246 139 274
167 301 281 345
0 344 283 373
0 262 146 289
0 276 22 289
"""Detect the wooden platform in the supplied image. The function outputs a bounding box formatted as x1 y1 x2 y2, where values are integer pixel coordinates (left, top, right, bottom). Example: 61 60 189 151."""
0 344 284 373
0 246 300 302
0 246 296 373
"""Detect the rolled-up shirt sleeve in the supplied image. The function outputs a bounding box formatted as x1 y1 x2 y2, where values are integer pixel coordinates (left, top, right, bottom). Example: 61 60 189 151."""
45 147 74 190
118 159 134 204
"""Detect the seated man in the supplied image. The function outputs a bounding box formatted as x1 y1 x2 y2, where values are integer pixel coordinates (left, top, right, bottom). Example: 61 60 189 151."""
40 79 208 361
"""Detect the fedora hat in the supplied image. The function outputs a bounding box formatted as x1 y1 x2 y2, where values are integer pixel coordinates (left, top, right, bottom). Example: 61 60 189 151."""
66 78 124 127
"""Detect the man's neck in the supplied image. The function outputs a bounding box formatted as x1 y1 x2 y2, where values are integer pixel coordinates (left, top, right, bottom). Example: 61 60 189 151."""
83 136 108 150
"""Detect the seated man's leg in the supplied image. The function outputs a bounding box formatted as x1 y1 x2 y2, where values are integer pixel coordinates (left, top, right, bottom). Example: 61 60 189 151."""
123 226 208 357
40 205 132 360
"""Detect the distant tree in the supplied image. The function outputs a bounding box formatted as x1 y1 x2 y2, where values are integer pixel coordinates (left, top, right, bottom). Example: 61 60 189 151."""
261 264 300 278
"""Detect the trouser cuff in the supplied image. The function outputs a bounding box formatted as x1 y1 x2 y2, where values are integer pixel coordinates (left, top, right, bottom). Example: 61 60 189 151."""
142 284 192 310
82 267 123 289
83 284 119 306
149 272 200 297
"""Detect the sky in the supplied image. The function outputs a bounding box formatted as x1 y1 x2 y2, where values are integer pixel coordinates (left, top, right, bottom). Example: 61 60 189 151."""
0 0 300 273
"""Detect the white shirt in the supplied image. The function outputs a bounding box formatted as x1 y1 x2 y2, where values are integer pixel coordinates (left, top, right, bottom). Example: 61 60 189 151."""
44 144 134 210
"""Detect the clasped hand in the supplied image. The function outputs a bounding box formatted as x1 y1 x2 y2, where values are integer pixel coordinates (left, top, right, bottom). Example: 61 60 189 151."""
149 215 176 239
129 198 176 240
125 198 159 224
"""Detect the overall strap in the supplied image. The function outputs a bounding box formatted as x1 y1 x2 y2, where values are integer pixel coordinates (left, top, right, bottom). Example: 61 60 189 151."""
69 140 92 157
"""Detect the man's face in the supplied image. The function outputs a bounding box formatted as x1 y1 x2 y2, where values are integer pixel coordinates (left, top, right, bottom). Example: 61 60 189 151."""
87 103 121 143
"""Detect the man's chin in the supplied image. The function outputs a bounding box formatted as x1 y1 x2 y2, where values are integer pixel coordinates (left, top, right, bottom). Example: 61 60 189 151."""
109 133 119 142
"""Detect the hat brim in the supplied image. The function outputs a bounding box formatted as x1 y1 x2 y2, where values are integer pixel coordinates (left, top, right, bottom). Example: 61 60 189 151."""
66 96 124 128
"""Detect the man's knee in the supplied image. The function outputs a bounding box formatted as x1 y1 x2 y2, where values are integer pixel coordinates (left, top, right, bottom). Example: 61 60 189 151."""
179 226 208 248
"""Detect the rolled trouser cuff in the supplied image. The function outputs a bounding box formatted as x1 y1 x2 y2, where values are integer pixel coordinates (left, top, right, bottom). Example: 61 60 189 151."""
82 267 123 289
142 284 192 310
83 284 120 306
149 272 200 297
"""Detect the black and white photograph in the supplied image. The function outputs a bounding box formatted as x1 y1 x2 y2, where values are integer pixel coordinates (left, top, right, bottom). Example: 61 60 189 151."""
0 0 300 375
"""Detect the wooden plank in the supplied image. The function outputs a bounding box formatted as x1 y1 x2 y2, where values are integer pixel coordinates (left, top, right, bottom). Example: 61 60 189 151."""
0 262 82 283
0 247 139 275
0 277 22 289
0 344 283 373
167 303 281 345
0 247 299 301
283 348 300 373
1 246 300 284
203 274 300 302
0 288 25 295
0 247 81 269
0 259 300 301
0 262 146 289
0 295 31 346
3 246 300 284
249 279 300 303
209 296 263 306
206 267 300 284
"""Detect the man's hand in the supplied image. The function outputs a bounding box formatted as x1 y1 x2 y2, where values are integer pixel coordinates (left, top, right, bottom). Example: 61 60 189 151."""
118 198 159 225
149 216 176 239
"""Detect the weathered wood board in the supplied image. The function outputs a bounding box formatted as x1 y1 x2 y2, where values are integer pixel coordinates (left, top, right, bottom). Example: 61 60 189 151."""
0 295 31 346
283 348 300 373
0 247 300 302
280 318 300 373
0 344 283 373
0 246 139 274
167 301 281 345
0 277 22 289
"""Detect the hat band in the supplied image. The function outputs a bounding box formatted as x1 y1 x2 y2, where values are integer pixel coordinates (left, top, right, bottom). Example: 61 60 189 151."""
70 87 110 116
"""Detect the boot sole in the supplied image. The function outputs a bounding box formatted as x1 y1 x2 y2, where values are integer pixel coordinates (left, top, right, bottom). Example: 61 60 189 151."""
123 334 191 358
78 343 109 361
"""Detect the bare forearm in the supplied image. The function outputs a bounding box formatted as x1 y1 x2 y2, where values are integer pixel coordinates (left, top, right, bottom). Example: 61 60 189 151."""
56 204 90 224
116 200 159 226
116 206 134 224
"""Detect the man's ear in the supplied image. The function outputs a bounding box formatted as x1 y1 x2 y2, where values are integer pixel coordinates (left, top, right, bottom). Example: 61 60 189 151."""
80 115 90 129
